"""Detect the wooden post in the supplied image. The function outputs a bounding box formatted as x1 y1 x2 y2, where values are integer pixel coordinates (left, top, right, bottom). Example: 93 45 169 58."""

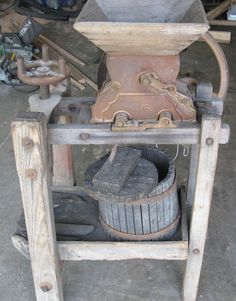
11 112 64 301
52 115 75 186
183 115 221 301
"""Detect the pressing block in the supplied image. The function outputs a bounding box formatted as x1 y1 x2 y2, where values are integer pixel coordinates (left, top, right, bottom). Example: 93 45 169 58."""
92 147 141 193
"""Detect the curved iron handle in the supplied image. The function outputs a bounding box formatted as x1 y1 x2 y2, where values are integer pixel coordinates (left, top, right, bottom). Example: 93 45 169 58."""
202 32 229 100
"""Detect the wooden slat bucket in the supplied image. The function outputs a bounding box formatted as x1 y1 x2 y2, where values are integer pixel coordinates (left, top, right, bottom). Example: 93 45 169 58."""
85 148 180 241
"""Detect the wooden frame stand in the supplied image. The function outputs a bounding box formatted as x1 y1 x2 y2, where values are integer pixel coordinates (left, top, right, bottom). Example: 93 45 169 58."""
11 109 229 301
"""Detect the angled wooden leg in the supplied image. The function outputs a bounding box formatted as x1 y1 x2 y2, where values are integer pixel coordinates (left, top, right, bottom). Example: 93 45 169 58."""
11 112 64 301
183 115 221 301
186 144 200 217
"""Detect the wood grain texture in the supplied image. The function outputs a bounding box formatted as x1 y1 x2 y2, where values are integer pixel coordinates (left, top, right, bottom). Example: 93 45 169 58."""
38 34 86 67
74 0 209 55
11 112 63 301
208 31 231 44
47 123 230 145
183 116 221 301
207 0 230 20
92 147 141 193
209 19 236 26
12 235 188 261
187 145 200 209
52 115 75 187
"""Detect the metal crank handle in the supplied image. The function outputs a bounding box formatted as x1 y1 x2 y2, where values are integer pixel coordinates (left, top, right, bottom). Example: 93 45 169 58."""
17 44 69 86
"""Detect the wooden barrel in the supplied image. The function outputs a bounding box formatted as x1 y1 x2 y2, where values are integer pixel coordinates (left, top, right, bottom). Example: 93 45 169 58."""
98 148 180 240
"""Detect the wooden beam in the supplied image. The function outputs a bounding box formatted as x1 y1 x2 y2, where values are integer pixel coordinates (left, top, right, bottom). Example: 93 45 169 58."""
70 78 86 91
207 0 231 20
209 19 236 26
12 235 188 261
47 123 230 146
208 30 231 43
38 35 86 67
183 116 221 301
52 116 75 186
11 112 63 301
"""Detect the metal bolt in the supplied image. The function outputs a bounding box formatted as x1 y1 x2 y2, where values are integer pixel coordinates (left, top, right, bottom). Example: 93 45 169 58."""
142 78 151 86
167 86 175 93
193 248 200 255
162 119 170 127
40 283 52 292
68 104 77 112
206 137 214 146
80 133 90 140
25 169 37 179
22 137 34 148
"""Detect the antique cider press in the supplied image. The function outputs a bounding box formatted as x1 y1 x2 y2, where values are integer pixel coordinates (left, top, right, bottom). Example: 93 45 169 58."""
73 0 228 130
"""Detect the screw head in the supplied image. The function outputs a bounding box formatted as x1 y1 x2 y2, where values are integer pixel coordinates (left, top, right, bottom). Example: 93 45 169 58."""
161 118 170 127
79 133 90 140
68 104 76 112
25 169 37 179
116 120 125 128
193 248 200 255
141 77 151 86
206 137 214 146
41 286 50 292
166 86 176 93
40 283 52 292
22 137 34 148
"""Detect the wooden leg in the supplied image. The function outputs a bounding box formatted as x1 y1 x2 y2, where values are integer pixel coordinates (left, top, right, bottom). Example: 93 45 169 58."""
11 112 64 301
52 115 75 186
183 115 221 301
187 144 200 212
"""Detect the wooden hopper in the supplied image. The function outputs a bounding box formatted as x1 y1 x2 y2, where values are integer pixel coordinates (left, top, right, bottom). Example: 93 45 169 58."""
73 0 209 56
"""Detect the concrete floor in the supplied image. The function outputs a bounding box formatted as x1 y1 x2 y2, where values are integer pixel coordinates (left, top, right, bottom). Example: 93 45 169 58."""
0 25 236 301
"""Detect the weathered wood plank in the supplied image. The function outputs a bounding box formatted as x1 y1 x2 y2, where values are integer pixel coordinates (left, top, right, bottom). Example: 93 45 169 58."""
92 147 141 193
52 115 75 186
207 0 230 20
11 112 63 301
74 0 209 55
125 205 135 234
208 31 231 44
47 123 230 145
37 34 86 67
183 116 221 301
209 19 236 26
118 203 127 233
180 187 189 242
187 145 200 210
12 235 189 261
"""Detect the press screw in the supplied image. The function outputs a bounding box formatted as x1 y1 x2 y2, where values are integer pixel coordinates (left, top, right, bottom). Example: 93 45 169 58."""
22 137 34 148
193 248 200 255
80 133 90 140
25 169 37 179
206 137 214 146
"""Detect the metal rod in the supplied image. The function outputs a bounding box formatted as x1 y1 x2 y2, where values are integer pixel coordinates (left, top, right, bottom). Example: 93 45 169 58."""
40 85 50 100
202 32 229 100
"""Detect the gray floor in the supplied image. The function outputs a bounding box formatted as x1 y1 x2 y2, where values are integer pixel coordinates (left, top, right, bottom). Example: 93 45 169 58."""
0 25 236 301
